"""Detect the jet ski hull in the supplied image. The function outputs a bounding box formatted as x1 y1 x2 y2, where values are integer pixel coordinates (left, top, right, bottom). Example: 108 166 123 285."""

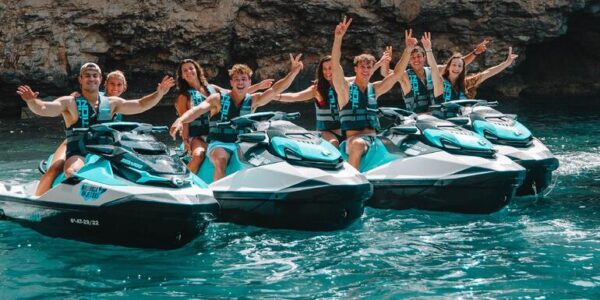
368 168 525 214
0 195 218 249
209 161 372 231
494 140 559 197
214 182 372 230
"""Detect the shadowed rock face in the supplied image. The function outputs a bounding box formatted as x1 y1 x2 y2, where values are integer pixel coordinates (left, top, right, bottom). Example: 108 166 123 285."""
1 0 598 118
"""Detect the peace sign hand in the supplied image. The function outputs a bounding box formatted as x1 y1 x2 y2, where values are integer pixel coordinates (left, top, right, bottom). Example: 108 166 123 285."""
506 47 518 63
335 16 352 38
289 53 304 73
421 32 433 50
405 29 418 49
474 39 490 55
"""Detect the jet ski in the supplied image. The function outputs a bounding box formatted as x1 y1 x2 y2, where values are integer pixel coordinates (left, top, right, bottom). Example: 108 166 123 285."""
339 107 526 214
195 111 373 230
0 122 219 249
431 99 559 197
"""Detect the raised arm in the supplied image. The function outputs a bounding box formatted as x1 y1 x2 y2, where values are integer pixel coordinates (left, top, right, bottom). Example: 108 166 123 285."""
331 16 352 109
476 47 518 84
113 75 175 115
170 93 219 140
463 39 489 66
277 85 315 103
248 79 274 94
377 46 393 77
251 53 303 110
17 85 70 117
374 29 417 97
421 32 444 98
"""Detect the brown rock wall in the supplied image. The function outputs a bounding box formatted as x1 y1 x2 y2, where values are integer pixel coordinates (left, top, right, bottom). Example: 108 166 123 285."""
0 0 597 117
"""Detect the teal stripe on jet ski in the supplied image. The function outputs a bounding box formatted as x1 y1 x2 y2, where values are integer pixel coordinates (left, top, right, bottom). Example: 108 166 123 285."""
423 129 492 151
472 120 532 141
75 155 127 186
271 137 341 162
191 173 208 188
197 148 250 184
340 137 397 173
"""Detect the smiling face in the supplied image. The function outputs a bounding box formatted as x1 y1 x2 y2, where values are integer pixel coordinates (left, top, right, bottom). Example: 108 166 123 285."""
447 57 464 79
229 73 251 92
104 72 127 97
321 60 333 81
180 62 198 84
354 61 374 82
78 70 102 93
409 51 426 71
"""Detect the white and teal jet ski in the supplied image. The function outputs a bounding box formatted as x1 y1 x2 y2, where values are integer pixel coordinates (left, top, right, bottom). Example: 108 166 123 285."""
194 111 373 230
339 107 526 214
0 122 219 249
431 99 559 197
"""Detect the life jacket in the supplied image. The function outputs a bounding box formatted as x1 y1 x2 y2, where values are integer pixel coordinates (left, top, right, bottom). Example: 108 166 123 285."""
66 94 112 155
315 87 341 131
207 92 253 143
404 67 435 113
188 85 217 137
339 82 380 131
443 78 467 102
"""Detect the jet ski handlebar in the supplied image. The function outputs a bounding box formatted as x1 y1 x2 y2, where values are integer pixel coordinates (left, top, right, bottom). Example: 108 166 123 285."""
379 107 417 123
217 111 302 129
432 99 498 109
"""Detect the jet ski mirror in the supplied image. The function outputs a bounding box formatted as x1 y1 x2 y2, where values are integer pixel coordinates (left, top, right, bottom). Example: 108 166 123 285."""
390 125 419 135
238 132 267 144
447 117 469 126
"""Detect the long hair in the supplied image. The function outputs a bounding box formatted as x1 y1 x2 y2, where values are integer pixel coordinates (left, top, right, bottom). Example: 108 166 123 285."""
441 53 466 95
176 59 209 96
315 55 332 107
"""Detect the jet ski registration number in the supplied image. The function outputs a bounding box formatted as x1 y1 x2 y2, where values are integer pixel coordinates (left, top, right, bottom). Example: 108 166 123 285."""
70 218 100 226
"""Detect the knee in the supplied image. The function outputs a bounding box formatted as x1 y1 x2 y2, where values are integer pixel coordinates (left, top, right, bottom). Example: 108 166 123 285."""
64 166 77 178
210 152 229 168
191 147 206 159
349 139 367 155
47 160 65 175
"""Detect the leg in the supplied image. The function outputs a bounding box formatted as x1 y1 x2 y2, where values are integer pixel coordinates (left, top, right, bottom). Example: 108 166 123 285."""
209 147 231 181
187 137 207 173
346 136 368 170
64 155 86 178
36 140 67 196
320 130 340 148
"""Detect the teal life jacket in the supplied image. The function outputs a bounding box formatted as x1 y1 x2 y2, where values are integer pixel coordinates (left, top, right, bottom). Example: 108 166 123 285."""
66 94 112 155
339 82 380 131
404 67 435 113
315 87 341 131
443 78 467 102
188 85 217 137
207 92 253 143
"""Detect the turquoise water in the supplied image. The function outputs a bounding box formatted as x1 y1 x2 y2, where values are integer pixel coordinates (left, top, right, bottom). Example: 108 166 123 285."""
1 100 599 298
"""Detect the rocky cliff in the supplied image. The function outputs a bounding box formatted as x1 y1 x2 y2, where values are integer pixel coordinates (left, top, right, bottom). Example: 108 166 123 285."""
1 0 598 118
